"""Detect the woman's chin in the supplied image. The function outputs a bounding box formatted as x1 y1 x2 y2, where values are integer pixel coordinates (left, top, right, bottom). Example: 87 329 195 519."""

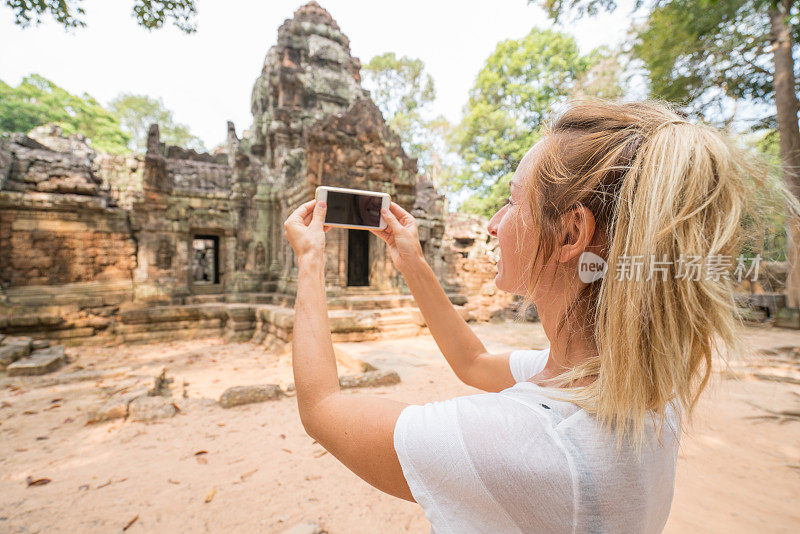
495 275 527 297
494 274 507 293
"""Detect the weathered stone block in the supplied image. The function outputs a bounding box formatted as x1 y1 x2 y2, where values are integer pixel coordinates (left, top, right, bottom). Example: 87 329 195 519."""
7 315 39 328
85 316 111 329
6 346 66 376
339 369 401 389
219 384 283 408
328 312 378 333
0 339 32 368
128 396 178 422
38 315 64 327
775 307 800 329
116 327 222 344
40 327 95 340
226 306 256 321
119 306 203 325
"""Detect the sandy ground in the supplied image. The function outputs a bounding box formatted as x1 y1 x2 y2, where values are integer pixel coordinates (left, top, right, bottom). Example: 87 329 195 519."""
0 321 798 533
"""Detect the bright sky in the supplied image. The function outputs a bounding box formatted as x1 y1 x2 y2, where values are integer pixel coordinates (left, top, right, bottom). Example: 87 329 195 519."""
0 0 638 149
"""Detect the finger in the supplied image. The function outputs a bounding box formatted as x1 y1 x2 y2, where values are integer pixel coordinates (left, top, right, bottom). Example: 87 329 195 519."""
389 202 415 225
368 227 390 242
381 205 404 234
290 199 317 224
310 200 327 230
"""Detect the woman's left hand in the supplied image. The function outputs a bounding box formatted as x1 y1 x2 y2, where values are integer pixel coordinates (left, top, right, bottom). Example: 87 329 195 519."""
284 199 331 264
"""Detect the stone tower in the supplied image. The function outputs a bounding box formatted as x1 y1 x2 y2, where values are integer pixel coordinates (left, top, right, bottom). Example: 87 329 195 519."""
225 0 437 295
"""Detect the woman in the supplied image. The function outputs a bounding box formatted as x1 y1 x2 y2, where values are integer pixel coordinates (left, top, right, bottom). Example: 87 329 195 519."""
283 99 783 533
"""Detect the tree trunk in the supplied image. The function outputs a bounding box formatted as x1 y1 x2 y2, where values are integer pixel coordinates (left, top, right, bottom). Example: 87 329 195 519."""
769 1 800 307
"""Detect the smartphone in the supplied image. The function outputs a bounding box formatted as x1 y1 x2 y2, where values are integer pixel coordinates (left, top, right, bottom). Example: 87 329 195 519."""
314 186 390 230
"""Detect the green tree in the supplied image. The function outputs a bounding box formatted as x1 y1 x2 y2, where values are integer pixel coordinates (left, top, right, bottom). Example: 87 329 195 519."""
746 128 790 261
0 74 130 153
571 46 626 100
453 28 607 217
362 52 456 186
5 0 198 32
363 52 435 125
108 93 206 153
536 0 800 305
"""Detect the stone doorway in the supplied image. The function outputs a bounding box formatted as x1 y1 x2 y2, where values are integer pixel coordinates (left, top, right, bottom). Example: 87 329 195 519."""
192 235 220 285
347 229 369 287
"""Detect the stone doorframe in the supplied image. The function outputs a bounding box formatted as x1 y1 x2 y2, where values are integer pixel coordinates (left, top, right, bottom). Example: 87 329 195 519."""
188 229 225 294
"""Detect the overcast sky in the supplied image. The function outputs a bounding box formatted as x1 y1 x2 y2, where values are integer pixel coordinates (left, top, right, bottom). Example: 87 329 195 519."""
0 0 637 149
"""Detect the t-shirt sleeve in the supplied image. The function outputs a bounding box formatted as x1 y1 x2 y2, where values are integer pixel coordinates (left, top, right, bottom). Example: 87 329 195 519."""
393 397 497 531
508 348 550 383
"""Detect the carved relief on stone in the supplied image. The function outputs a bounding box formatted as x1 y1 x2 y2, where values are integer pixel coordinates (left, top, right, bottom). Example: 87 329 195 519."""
413 178 440 214
255 242 266 269
155 238 173 270
235 240 250 271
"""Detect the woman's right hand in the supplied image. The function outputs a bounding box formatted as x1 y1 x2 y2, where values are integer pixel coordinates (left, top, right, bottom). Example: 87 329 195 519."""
370 202 426 275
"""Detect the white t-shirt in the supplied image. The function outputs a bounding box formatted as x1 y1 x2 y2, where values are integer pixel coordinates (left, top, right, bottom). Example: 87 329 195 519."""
393 348 681 534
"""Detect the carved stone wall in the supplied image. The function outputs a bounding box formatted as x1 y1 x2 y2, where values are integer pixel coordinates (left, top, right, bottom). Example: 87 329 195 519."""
0 1 458 344
0 132 137 289
442 213 517 321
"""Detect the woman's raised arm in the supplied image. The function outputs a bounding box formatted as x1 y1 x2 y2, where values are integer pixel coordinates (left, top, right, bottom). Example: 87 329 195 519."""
371 203 516 392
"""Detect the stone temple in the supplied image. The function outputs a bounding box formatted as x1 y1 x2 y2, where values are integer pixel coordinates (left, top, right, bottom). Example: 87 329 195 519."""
0 2 515 354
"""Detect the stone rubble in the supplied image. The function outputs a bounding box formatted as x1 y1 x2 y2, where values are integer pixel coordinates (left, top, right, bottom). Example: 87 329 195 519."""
338 369 400 389
6 346 66 376
219 384 284 408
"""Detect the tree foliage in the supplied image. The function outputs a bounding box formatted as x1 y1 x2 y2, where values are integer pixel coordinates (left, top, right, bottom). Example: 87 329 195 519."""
533 0 800 263
453 28 609 217
5 0 198 33
634 0 799 123
0 76 205 155
571 46 626 100
362 52 457 188
108 93 206 153
363 52 435 123
534 0 800 125
745 128 789 260
0 74 130 153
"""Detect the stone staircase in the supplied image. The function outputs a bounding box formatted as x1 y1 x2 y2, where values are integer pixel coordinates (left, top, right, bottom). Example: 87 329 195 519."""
372 308 425 339
0 290 469 347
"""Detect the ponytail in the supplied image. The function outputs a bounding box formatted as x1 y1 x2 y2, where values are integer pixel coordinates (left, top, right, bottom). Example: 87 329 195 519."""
519 99 800 458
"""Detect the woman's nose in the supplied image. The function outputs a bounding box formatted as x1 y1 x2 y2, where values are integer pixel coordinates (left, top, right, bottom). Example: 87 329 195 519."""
487 213 500 237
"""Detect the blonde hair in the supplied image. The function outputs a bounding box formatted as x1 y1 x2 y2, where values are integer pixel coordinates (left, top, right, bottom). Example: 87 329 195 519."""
520 98 800 457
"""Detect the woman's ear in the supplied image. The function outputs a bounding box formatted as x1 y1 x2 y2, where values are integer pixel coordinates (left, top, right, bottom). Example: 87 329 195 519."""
558 205 596 263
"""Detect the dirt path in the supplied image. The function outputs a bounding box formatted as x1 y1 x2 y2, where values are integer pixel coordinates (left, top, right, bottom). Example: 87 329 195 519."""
0 322 798 533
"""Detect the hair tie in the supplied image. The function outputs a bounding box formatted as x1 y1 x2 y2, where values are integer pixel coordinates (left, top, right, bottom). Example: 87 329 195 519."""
663 119 688 127
652 119 689 134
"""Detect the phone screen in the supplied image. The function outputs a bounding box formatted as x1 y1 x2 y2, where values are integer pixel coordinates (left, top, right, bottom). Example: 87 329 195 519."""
325 191 383 227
